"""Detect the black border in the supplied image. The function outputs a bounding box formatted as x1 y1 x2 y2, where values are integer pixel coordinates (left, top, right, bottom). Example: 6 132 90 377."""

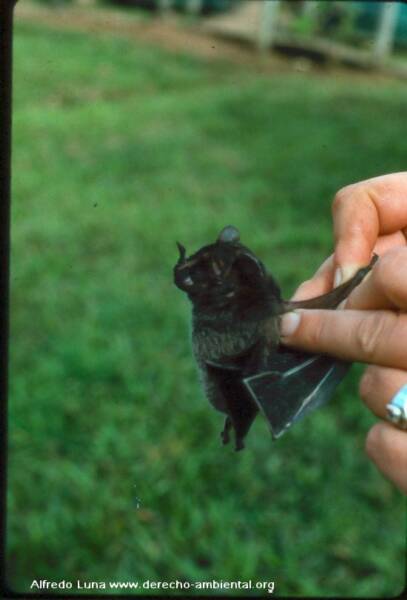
0 0 15 598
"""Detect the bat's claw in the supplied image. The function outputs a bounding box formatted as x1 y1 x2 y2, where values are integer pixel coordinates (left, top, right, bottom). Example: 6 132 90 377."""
221 429 230 445
221 417 232 445
234 437 245 452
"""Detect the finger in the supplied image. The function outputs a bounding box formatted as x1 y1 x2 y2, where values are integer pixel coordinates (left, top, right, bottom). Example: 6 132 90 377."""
344 247 407 311
365 422 407 494
291 232 406 302
332 172 407 284
373 231 407 255
290 255 334 301
280 308 407 369
359 365 407 418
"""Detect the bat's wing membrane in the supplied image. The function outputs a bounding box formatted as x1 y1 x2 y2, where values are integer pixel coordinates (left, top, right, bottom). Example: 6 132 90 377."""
243 346 350 439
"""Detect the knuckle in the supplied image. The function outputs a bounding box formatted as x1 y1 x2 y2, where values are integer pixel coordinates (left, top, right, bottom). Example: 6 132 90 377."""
374 247 407 296
332 187 353 214
332 183 376 229
354 312 395 362
304 314 327 347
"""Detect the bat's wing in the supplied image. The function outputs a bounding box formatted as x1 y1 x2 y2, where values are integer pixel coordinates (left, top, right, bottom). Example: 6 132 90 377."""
243 346 350 440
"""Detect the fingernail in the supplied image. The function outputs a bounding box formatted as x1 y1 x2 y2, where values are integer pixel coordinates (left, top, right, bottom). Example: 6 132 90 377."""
333 268 343 288
280 311 301 337
333 265 359 288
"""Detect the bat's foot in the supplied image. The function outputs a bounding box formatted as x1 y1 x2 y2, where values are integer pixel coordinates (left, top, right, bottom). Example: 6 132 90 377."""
234 437 245 452
221 429 230 445
221 417 232 445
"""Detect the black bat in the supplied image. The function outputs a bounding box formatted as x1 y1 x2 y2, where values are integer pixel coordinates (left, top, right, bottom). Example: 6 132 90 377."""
173 226 377 451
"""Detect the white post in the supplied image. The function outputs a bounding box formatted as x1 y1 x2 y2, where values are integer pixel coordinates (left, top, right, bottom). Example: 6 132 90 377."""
257 0 281 51
185 0 203 14
157 0 173 14
373 2 400 63
302 1 319 18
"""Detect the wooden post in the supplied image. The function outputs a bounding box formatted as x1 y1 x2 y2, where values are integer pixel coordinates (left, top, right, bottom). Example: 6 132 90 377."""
257 0 281 51
372 2 400 63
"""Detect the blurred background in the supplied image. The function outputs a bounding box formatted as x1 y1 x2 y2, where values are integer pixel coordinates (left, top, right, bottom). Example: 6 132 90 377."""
7 0 407 596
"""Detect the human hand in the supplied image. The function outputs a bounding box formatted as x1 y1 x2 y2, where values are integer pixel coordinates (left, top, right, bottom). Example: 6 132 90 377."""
281 172 407 494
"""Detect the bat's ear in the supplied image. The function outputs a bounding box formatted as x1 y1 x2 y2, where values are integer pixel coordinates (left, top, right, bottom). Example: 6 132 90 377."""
234 252 266 285
176 241 187 263
217 226 240 244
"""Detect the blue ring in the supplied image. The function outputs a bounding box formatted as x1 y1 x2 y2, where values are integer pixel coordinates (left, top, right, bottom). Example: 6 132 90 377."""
389 385 407 412
386 384 407 428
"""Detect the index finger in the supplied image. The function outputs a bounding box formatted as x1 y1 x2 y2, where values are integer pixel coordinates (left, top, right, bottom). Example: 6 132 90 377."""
291 231 406 302
280 309 407 370
345 247 407 311
333 172 407 282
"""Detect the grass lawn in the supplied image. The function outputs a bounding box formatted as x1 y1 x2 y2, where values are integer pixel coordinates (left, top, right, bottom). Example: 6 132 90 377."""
7 14 407 597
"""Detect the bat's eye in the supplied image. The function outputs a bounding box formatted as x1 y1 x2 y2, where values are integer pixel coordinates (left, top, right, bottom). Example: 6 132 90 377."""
183 276 194 287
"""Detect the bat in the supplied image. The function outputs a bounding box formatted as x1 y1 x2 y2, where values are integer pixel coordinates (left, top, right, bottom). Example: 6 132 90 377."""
173 225 378 451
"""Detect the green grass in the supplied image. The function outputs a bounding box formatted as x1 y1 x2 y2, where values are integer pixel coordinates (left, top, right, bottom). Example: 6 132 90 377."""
7 17 406 597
